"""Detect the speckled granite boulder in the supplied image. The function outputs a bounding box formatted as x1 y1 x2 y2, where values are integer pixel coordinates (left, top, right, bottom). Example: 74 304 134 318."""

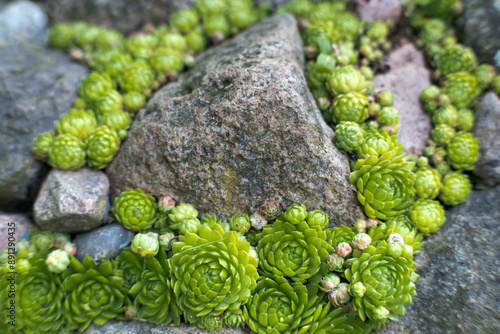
473 92 500 188
73 223 135 262
106 14 363 225
83 320 249 334
457 0 500 69
373 39 432 156
33 168 110 232
0 212 36 249
0 1 88 211
378 186 500 334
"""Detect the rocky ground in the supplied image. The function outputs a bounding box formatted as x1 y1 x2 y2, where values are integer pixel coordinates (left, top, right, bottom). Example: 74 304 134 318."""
1 0 499 333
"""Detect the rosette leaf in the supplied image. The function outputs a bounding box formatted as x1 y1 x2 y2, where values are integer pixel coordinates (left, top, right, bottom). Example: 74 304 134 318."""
257 219 333 283
334 121 364 152
301 303 373 334
79 72 114 102
171 223 258 317
85 125 120 169
439 171 472 206
327 224 356 248
345 241 417 329
62 256 131 331
32 130 55 161
356 129 398 157
447 131 480 171
243 276 318 334
350 146 416 220
326 65 367 96
129 248 181 325
414 166 442 199
330 92 369 124
48 133 86 170
442 72 480 109
433 45 477 76
112 188 158 231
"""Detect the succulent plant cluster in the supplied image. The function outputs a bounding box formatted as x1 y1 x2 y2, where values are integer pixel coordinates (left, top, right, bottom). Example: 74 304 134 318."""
14 0 491 333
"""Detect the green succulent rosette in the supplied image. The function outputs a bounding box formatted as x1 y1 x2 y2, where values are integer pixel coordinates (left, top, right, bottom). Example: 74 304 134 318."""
73 22 99 47
230 213 251 234
447 131 480 171
442 72 480 109
47 23 74 49
330 92 369 124
243 275 319 334
79 72 114 102
457 108 474 132
245 228 263 247
414 166 442 199
334 121 364 152
326 65 367 95
159 33 187 52
171 223 258 317
102 53 132 79
408 199 446 235
119 61 155 93
12 250 66 333
32 130 55 161
97 109 131 140
356 129 398 157
327 224 356 248
203 15 230 41
85 125 120 169
433 45 477 76
116 246 145 289
113 188 158 231
62 256 131 331
198 315 223 332
369 215 424 253
257 219 332 283
280 203 308 225
150 47 184 74
94 89 124 117
168 203 199 225
345 240 417 329
186 31 207 52
350 146 416 220
48 133 86 170
170 8 199 33
306 209 329 230
471 64 497 90
55 108 97 140
432 105 458 127
439 171 472 206
129 248 181 325
123 90 146 113
95 28 124 50
125 34 158 60
223 309 245 329
378 107 401 133
431 124 456 146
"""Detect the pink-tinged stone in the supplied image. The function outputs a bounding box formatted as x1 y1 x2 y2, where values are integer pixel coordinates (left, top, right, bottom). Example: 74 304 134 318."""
373 40 432 156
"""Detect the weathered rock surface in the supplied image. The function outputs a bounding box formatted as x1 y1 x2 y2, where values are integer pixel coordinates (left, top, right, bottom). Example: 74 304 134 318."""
33 168 110 233
107 14 363 225
355 0 403 23
84 320 249 334
0 212 36 249
373 39 432 156
35 0 196 34
73 223 135 262
473 92 500 188
457 0 500 69
379 186 500 334
0 0 88 211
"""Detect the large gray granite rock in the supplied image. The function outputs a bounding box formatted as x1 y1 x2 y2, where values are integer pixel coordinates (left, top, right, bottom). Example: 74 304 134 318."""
379 186 500 334
73 223 135 262
106 14 363 225
0 212 36 249
373 39 432 156
457 0 500 69
473 92 500 188
84 320 249 334
33 168 110 233
0 0 88 211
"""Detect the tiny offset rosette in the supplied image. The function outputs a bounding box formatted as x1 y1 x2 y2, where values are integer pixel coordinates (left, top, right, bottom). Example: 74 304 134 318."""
112 188 158 231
